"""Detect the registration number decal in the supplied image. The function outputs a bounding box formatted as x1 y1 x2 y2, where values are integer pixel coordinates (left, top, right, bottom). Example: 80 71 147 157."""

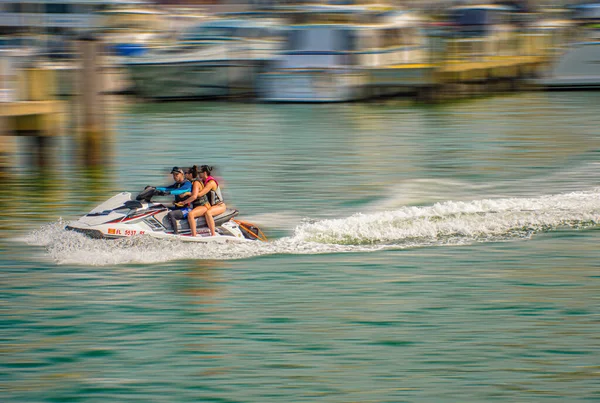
108 229 145 236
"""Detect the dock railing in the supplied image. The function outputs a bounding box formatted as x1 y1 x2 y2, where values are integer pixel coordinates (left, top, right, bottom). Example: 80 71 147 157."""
426 24 563 67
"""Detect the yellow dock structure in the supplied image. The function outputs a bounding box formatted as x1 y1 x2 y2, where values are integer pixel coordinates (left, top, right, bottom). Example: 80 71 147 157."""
434 55 544 83
1 100 63 132
370 53 547 101
2 36 109 169
1 66 64 167
367 25 556 102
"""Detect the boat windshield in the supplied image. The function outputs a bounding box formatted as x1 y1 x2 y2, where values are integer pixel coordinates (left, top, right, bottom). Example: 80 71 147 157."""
179 19 248 42
286 27 350 52
179 18 282 44
99 9 164 32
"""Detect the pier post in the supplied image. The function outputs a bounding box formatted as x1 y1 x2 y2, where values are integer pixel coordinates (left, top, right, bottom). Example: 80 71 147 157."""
77 35 106 166
0 118 16 170
33 134 51 168
1 56 15 169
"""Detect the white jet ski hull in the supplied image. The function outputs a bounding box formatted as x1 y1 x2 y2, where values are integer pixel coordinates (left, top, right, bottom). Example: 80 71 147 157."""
66 192 265 243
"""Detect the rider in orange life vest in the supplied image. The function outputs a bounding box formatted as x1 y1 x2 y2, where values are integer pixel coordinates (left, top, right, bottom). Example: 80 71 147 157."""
181 165 226 237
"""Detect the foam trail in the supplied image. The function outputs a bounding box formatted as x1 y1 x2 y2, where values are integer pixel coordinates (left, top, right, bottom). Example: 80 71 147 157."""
370 178 487 210
293 190 600 245
371 161 600 210
241 211 306 231
25 190 600 266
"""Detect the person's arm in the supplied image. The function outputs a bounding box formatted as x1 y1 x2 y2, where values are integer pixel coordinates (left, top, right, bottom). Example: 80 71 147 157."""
195 180 216 198
157 181 192 195
169 181 192 196
155 182 177 192
178 182 201 205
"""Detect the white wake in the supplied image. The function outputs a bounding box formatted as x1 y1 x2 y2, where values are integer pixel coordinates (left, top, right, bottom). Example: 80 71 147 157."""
25 190 600 266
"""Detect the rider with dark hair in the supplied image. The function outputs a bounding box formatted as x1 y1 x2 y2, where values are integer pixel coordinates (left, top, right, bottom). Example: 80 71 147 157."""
156 167 192 202
169 165 211 234
187 165 226 237
155 167 191 234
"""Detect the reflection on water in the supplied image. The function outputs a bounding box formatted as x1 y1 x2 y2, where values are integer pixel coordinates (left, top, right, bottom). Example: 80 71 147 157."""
0 165 113 237
1 91 599 402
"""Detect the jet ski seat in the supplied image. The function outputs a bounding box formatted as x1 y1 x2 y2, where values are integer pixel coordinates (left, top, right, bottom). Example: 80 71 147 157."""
161 209 239 231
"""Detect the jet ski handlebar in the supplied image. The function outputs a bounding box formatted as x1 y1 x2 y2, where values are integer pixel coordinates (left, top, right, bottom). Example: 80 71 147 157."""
136 186 158 201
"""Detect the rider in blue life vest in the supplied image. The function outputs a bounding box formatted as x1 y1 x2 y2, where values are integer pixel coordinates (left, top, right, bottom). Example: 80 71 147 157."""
155 167 192 203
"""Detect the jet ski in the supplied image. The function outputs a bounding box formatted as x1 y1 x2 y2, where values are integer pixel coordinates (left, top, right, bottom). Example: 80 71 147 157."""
65 187 266 242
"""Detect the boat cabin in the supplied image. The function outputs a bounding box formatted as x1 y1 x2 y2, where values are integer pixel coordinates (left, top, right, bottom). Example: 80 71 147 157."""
179 18 284 47
445 4 514 36
277 9 426 70
569 3 600 23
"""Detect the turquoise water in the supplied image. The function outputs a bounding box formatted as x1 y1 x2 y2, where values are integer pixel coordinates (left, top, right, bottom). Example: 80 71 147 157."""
1 92 600 402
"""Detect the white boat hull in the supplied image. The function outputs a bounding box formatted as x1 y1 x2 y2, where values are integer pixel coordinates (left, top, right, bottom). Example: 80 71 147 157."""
534 41 600 88
126 60 259 99
260 70 367 102
120 43 273 99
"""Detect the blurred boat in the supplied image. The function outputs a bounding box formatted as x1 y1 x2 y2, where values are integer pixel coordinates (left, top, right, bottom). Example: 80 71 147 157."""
98 4 207 56
533 3 600 89
258 3 429 102
97 4 183 94
120 17 284 99
439 4 520 62
0 34 42 59
0 0 147 56
99 6 170 57
0 0 121 32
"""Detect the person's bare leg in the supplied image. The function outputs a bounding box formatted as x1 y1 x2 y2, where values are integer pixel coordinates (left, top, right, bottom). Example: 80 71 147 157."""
187 213 196 237
205 204 226 236
188 206 207 237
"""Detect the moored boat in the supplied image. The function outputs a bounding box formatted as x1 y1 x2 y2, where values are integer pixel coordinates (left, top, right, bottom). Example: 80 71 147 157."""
120 17 284 99
258 2 429 102
533 3 600 89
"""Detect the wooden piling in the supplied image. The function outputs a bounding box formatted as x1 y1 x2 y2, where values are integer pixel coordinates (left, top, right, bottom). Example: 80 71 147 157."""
0 117 16 169
77 35 106 166
33 134 51 168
